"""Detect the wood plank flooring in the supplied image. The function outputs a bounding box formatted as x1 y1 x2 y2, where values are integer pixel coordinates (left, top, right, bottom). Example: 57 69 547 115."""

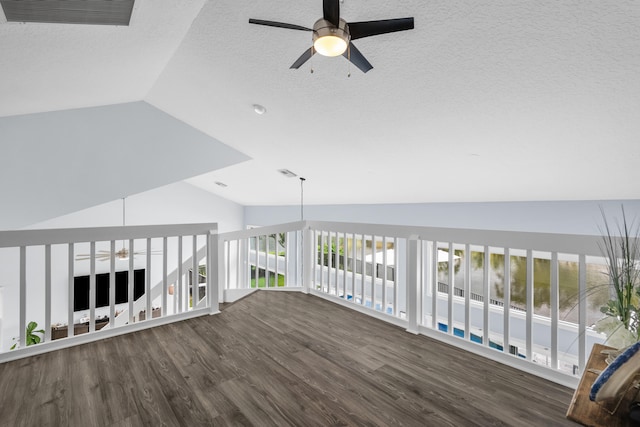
0 291 578 426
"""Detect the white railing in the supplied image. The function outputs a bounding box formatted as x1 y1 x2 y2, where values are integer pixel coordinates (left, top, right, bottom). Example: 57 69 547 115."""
217 222 306 302
220 220 613 388
0 223 218 362
0 219 616 388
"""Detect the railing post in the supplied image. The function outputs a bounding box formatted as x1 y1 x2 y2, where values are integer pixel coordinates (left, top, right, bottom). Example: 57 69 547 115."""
209 231 221 313
302 225 313 294
406 235 420 334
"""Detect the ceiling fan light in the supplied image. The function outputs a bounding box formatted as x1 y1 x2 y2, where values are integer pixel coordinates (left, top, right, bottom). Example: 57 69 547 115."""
314 36 348 57
312 18 349 57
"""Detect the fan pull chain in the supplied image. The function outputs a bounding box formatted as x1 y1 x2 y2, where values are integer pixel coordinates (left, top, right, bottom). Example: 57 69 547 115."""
347 44 351 78
310 46 314 74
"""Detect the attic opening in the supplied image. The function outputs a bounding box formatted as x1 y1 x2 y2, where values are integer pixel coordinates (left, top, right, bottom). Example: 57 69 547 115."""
0 0 135 26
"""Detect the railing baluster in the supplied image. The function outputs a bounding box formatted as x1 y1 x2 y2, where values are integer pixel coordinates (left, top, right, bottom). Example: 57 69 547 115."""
284 232 289 287
89 241 96 333
343 232 348 298
327 231 333 293
263 235 269 289
448 242 454 335
319 231 324 292
162 237 168 316
311 230 316 290
44 244 52 342
351 233 356 302
503 248 510 355
237 238 242 289
255 236 260 289
335 233 340 295
420 240 426 325
246 237 252 289
371 235 377 309
172 237 177 315
109 240 115 328
178 236 183 313
226 240 231 290
128 239 134 323
274 235 279 288
419 239 424 325
394 237 399 317
68 243 74 338
360 234 365 305
19 246 26 348
146 238 152 318
431 241 437 330
551 252 559 369
305 227 314 293
192 235 197 310
464 244 471 340
578 254 587 374
482 245 490 346
382 236 387 314
406 236 419 333
526 249 534 361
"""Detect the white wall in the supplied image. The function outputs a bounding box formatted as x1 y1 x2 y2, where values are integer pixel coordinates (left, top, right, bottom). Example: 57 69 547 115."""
29 180 244 232
0 181 243 351
0 101 250 230
245 199 640 236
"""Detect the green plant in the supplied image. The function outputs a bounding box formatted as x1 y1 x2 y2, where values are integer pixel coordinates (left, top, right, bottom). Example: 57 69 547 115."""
10 321 45 350
597 206 640 342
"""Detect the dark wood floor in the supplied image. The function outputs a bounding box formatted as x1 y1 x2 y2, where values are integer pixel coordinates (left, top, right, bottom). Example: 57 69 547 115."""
0 291 578 426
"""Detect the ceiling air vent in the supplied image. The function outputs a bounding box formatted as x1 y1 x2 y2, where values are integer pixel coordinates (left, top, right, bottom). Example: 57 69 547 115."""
278 169 297 178
0 0 135 26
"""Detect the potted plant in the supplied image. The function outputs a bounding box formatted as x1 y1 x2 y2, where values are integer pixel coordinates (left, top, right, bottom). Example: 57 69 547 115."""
594 206 640 349
10 321 45 350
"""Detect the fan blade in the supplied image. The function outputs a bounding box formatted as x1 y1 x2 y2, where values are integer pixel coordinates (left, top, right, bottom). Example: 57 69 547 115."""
76 255 112 261
323 0 340 27
290 47 316 69
249 19 311 31
76 252 110 258
343 42 373 73
348 17 414 40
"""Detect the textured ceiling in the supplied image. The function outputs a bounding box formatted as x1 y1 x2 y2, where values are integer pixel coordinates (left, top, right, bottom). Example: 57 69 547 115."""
2 0 640 208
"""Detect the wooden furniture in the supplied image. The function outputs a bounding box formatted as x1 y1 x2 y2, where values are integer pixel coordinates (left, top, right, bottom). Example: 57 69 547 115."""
137 307 161 321
51 318 109 340
567 343 640 426
51 308 162 340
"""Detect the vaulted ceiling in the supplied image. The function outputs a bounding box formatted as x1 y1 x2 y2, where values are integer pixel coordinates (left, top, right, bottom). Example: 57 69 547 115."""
1 1 639 223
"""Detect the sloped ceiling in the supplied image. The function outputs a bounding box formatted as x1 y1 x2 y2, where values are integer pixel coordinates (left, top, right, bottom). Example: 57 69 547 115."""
1 1 639 221
0 102 249 229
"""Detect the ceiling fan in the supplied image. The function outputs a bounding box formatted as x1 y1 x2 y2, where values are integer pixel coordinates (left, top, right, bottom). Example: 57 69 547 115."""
249 0 414 73
76 198 161 262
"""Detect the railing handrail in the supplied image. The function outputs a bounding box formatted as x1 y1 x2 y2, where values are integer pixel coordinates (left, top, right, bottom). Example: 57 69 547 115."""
0 223 218 247
217 219 621 259
218 221 305 241
304 220 608 257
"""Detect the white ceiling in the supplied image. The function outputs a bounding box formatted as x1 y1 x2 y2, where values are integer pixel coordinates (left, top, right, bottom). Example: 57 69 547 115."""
1 0 639 207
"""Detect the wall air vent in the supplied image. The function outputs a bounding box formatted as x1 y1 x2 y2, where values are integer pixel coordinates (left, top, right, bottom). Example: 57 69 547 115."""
0 0 135 26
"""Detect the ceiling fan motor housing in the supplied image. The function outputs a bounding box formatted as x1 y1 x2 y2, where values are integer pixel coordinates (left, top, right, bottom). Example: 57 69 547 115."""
313 18 350 56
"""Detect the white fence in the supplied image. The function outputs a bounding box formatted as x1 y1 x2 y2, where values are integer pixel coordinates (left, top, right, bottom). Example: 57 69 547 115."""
0 223 218 362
